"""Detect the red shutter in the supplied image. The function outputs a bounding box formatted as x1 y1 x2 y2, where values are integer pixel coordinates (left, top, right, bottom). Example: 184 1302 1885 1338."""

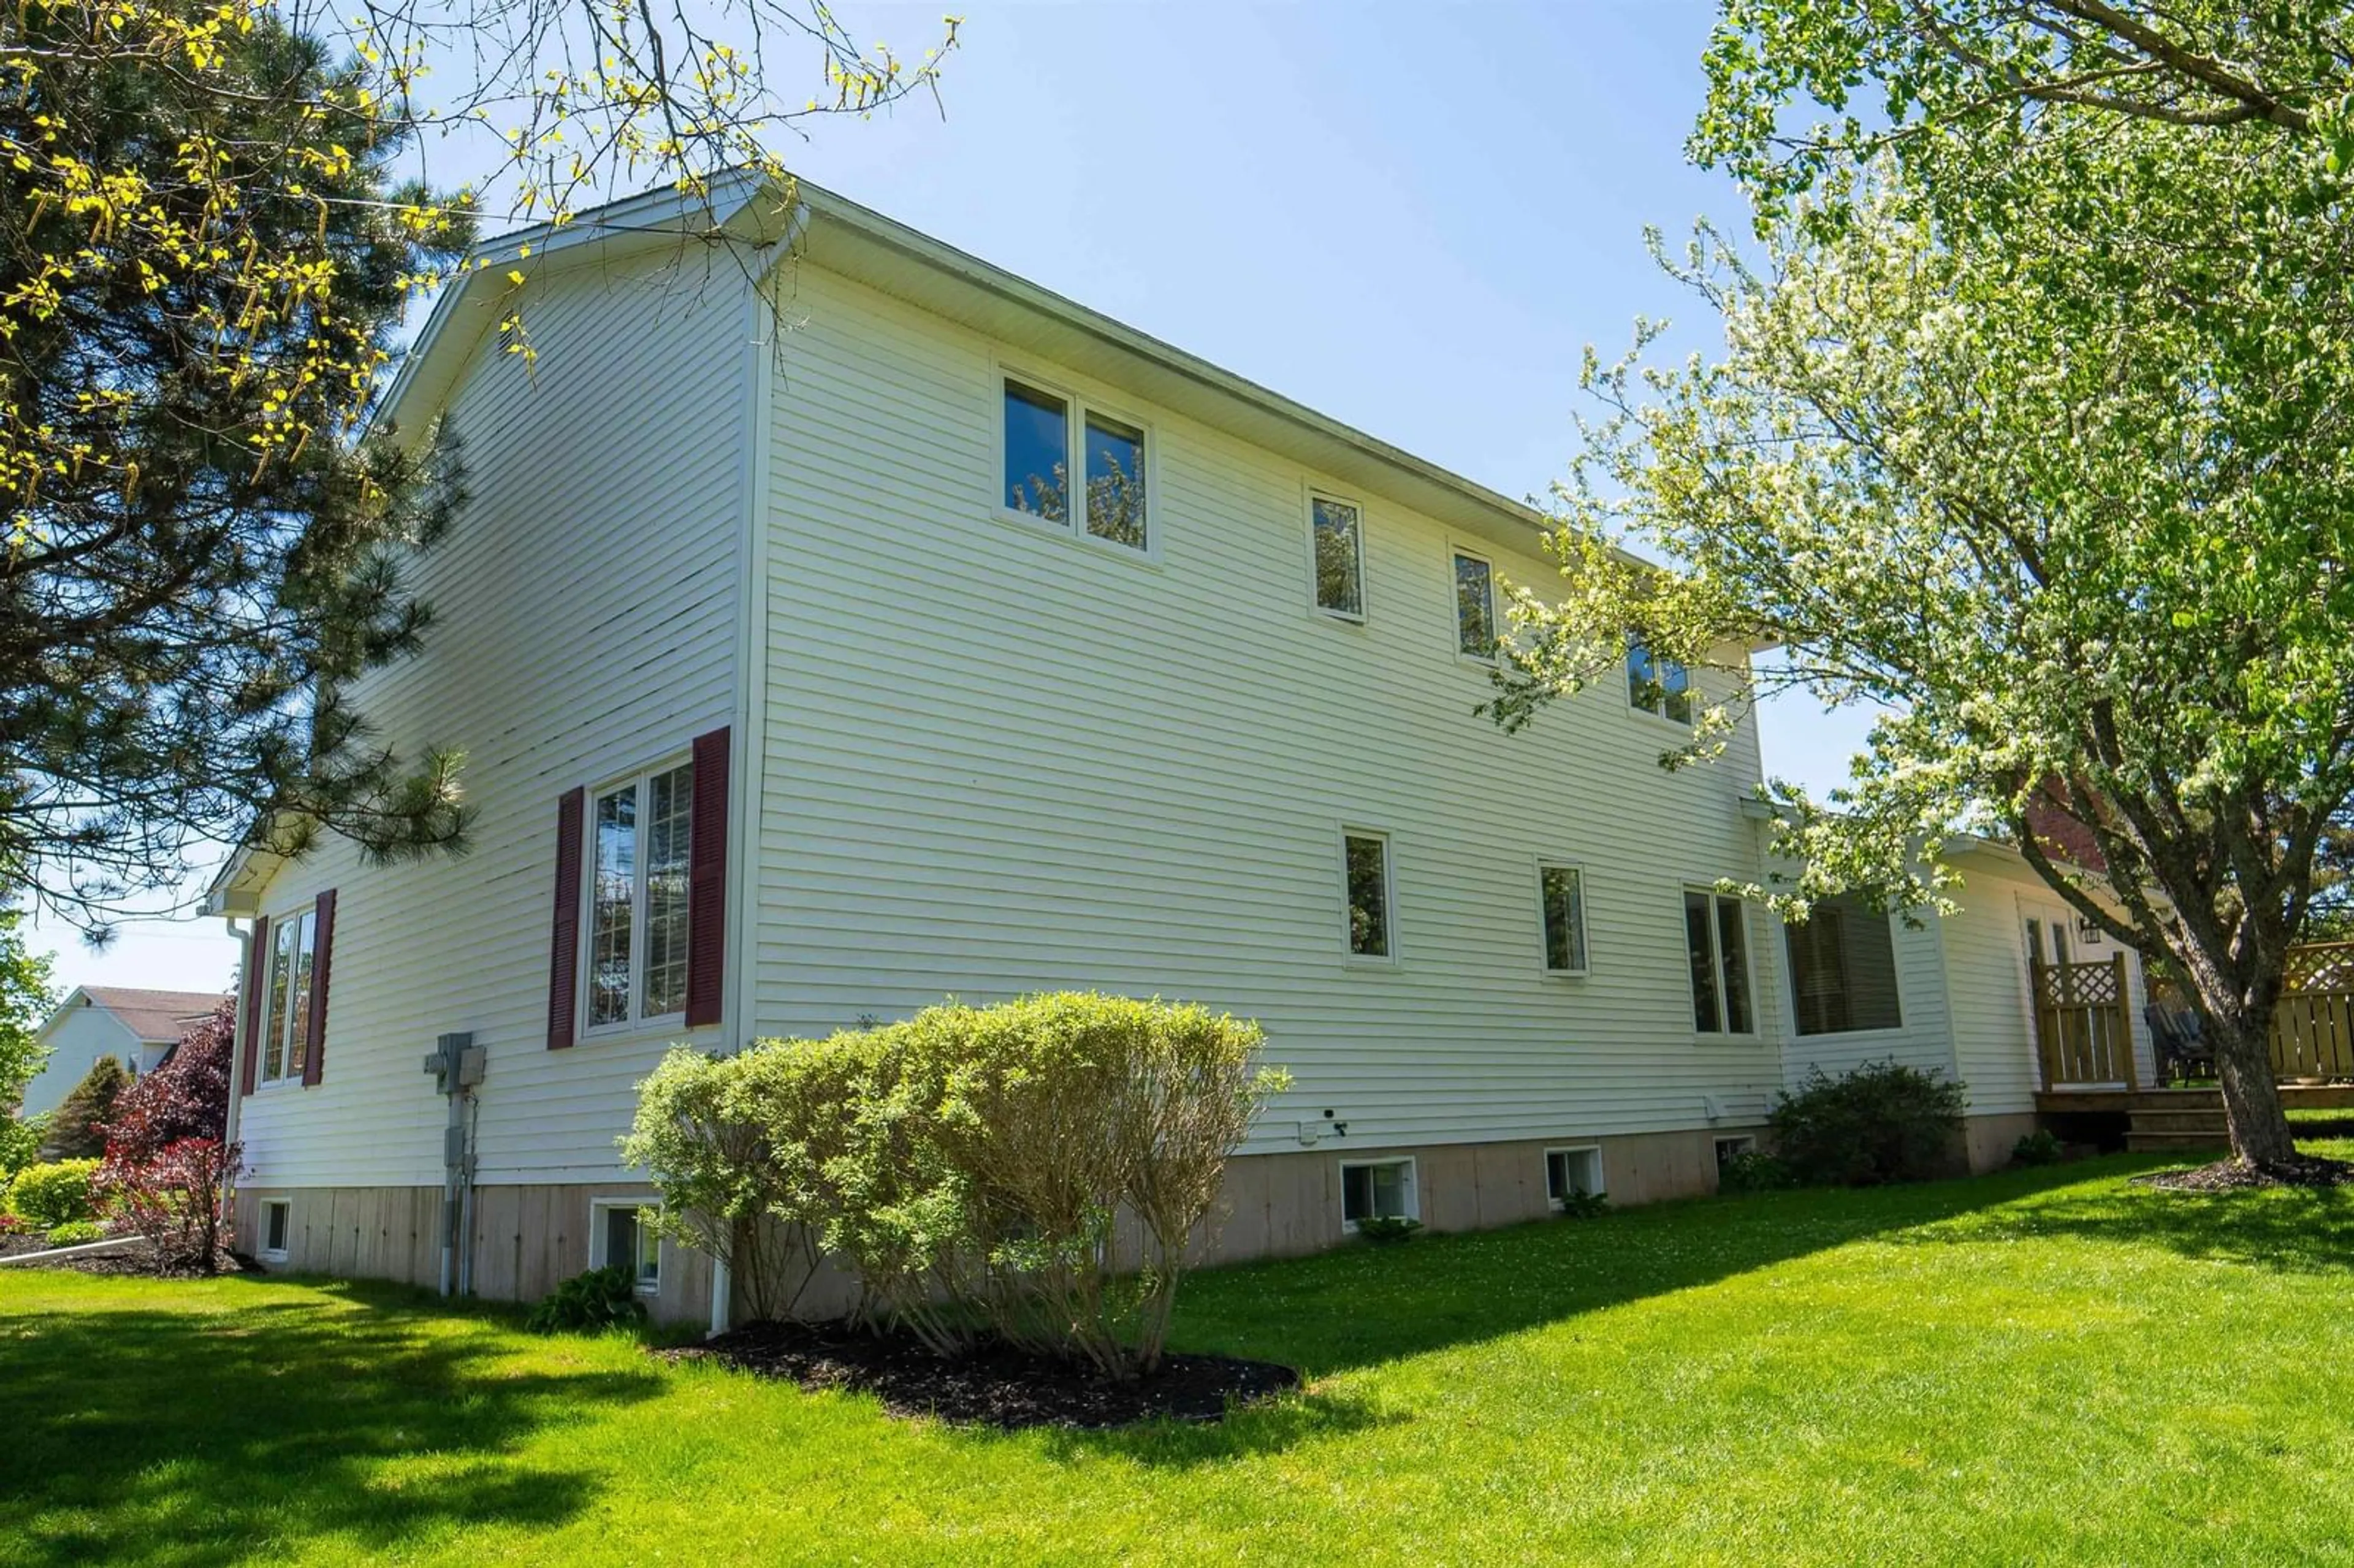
238 915 270 1098
548 788 585 1049
302 889 336 1087
685 726 731 1028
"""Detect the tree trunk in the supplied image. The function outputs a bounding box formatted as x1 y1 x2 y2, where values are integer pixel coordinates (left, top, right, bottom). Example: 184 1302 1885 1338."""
2208 1012 2298 1166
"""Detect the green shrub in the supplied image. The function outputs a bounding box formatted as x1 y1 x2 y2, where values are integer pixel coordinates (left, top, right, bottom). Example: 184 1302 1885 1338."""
44 1218 107 1247
2012 1127 2066 1166
1 1113 47 1177
1769 1061 1968 1186
1354 1215 1423 1244
1554 1189 1611 1220
525 1265 648 1334
1718 1148 1797 1193
623 992 1287 1380
10 1158 102 1228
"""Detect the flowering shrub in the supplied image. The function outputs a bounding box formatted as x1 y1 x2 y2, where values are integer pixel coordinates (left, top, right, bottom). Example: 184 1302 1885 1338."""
626 992 1286 1380
98 1138 237 1271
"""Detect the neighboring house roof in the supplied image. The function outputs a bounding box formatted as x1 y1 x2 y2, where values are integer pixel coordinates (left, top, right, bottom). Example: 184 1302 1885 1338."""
42 986 226 1046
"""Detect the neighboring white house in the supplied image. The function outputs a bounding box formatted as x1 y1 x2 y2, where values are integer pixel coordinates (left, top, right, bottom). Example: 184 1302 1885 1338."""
19 987 226 1118
206 177 2089 1324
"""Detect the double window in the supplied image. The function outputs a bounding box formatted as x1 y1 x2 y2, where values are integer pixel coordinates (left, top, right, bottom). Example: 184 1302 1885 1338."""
1784 893 1903 1036
1628 636 1693 723
1343 830 1393 959
1545 1146 1604 1208
588 761 694 1031
1452 550 1496 658
1538 862 1589 975
1002 376 1150 551
1341 1157 1417 1229
1685 889 1754 1035
258 907 319 1085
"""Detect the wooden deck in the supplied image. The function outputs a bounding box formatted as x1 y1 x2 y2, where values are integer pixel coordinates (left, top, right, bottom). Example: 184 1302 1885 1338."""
2033 1084 2354 1152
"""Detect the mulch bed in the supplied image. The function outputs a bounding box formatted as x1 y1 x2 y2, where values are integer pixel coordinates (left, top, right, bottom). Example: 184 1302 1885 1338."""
665 1319 1300 1430
0 1233 253 1277
2135 1154 2354 1192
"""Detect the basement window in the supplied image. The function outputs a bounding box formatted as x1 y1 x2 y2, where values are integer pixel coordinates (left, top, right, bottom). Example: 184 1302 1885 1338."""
261 1199 291 1262
1545 1146 1604 1209
1715 1135 1757 1172
591 1200 661 1294
1341 1157 1417 1230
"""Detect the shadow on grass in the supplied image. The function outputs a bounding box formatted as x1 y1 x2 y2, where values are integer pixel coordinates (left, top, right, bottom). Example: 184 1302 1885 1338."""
1160 1163 2101 1383
1891 1158 2354 1276
0 1276 665 1568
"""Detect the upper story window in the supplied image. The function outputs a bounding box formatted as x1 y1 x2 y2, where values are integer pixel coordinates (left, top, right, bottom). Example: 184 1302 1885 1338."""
588 761 693 1030
1538 862 1589 975
1685 889 1754 1035
259 907 318 1084
1453 550 1496 658
1001 376 1150 551
1785 893 1903 1035
1628 636 1693 723
1311 495 1365 618
1343 829 1393 959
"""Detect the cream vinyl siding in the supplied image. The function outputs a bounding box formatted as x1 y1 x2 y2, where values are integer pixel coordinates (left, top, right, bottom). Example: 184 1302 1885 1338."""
1940 856 2155 1114
750 261 1786 1152
1775 908 1956 1089
235 251 752 1190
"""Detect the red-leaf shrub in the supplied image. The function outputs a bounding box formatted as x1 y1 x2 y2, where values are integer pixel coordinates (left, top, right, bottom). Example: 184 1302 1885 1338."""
102 999 234 1166
98 1137 238 1271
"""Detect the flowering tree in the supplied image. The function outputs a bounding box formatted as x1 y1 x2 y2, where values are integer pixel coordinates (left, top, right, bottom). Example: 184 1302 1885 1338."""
1493 5 2354 1171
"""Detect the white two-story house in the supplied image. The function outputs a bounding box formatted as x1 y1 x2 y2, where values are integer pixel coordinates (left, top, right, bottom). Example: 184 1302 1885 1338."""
210 177 2105 1325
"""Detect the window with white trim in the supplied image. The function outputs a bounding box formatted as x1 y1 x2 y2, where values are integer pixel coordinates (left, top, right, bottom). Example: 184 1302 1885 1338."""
1000 376 1150 551
1311 494 1365 617
591 1200 661 1293
1785 893 1903 1036
587 761 693 1031
1341 1157 1417 1228
1343 830 1393 959
261 1199 291 1261
1452 549 1496 658
1628 635 1693 723
1545 1146 1604 1208
1685 889 1754 1035
1538 862 1589 975
1715 1135 1756 1173
258 908 318 1084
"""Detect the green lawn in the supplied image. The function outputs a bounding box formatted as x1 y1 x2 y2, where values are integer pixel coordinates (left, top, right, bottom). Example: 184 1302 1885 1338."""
9 1150 2354 1567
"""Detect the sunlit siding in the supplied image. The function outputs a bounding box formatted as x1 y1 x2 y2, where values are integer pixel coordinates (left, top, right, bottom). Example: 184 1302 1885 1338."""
235 253 753 1190
750 261 1788 1152
1775 910 1957 1089
1942 856 2155 1114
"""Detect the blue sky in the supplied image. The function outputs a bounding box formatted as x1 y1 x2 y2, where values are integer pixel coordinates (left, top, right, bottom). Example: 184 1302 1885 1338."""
27 0 1875 996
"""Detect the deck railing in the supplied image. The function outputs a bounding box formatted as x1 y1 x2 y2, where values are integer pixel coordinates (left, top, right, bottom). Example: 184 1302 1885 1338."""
2033 952 2136 1089
2270 941 2354 1081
